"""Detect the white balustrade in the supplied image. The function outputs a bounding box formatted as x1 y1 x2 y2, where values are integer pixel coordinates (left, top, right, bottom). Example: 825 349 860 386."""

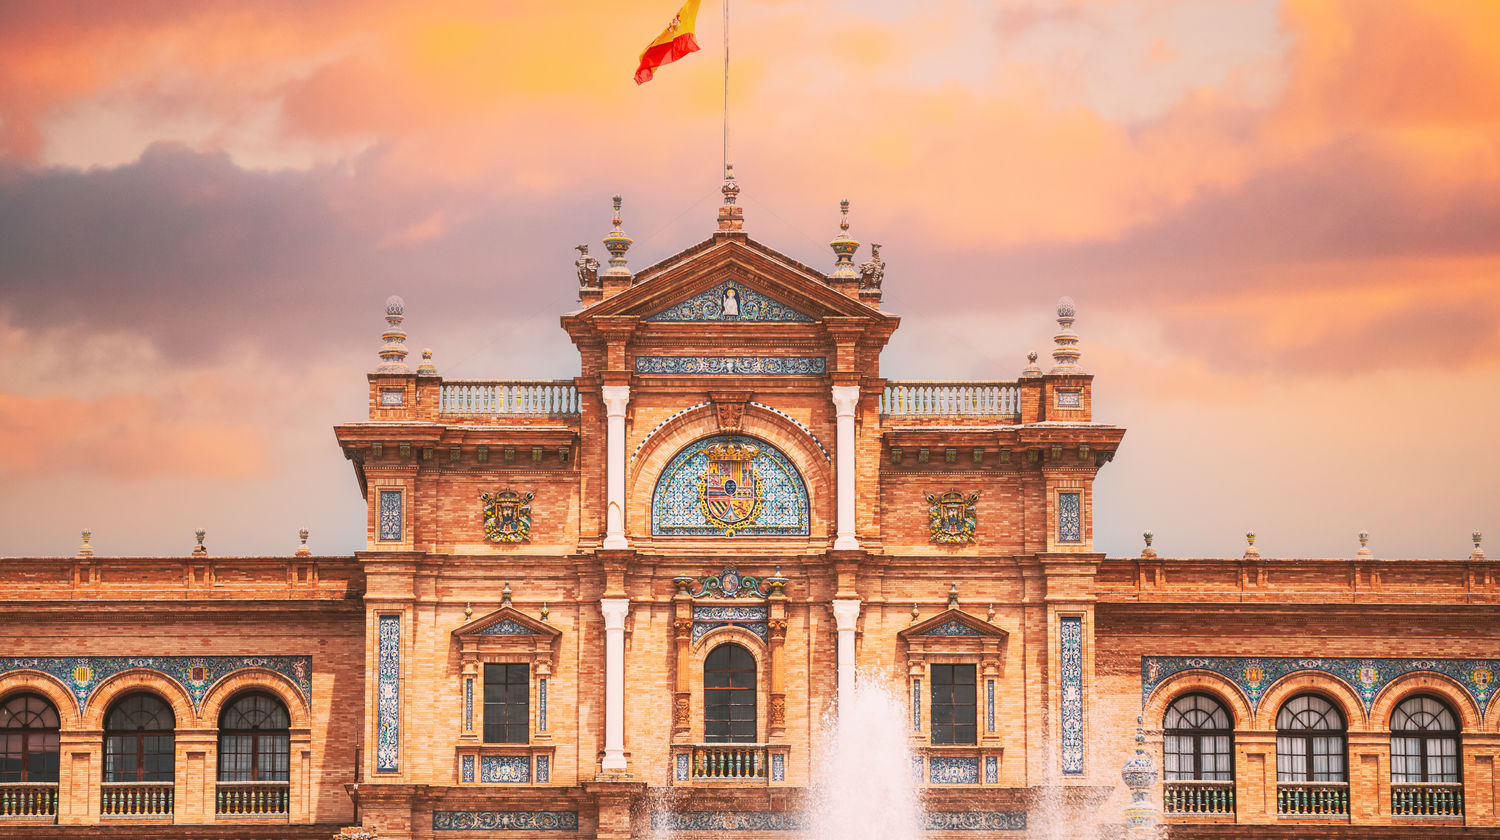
880 382 1020 416
440 381 580 415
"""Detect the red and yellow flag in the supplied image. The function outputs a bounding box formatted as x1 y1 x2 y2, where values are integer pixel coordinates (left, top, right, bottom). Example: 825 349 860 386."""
635 0 702 85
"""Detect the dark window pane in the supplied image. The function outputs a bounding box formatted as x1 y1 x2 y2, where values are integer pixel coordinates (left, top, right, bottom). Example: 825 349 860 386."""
483 663 530 744
704 644 757 743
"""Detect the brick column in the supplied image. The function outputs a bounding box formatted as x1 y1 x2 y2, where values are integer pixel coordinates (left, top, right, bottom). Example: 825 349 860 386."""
601 385 630 549
600 597 631 772
831 385 860 550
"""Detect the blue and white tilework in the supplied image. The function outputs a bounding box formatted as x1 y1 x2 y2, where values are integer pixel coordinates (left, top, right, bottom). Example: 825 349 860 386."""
912 678 921 732
433 811 577 831
930 756 979 784
1055 390 1081 408
536 754 549 783
460 754 475 783
0 655 311 716
923 620 983 637
675 752 690 781
378 490 403 541
464 678 473 731
984 756 998 785
538 678 547 731
1058 492 1081 543
651 435 810 536
635 356 826 376
651 812 806 832
771 752 785 782
692 605 769 644
1141 655 1500 716
480 755 531 784
376 614 401 772
911 756 924 782
925 812 1025 831
986 680 995 733
644 280 815 323
477 619 537 636
1059 616 1084 774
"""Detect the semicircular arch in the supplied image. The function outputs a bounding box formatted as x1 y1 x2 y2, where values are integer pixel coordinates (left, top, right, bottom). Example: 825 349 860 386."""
1257 671 1367 731
199 668 312 730
83 669 195 730
1371 674 1480 732
1143 670 1253 730
0 671 82 730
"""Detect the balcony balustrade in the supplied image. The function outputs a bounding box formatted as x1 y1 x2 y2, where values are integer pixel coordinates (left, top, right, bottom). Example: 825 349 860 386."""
685 744 767 781
1276 781 1348 817
1392 782 1464 818
880 382 1020 417
0 783 57 819
101 782 174 817
1163 780 1235 816
215 781 290 818
439 381 579 415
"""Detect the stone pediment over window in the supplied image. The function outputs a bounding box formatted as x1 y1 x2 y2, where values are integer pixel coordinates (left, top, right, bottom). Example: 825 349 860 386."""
899 610 1007 659
455 607 561 656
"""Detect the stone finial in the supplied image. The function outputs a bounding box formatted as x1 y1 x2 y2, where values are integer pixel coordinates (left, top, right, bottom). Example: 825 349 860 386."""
417 349 437 377
1021 350 1043 379
1243 531 1259 559
193 529 207 557
296 528 311 557
574 244 600 289
1357 530 1371 557
947 582 959 609
1474 531 1486 560
464 602 473 619
501 581 513 607
986 603 996 623
78 529 93 558
716 162 744 232
540 603 550 622
828 199 860 281
601 195 633 278
910 603 920 623
1050 296 1082 373
1142 530 1157 558
376 295 409 372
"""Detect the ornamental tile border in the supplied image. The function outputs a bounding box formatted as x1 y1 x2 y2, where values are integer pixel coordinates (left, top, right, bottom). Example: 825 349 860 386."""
0 655 312 717
912 678 922 732
463 678 473 731
675 752 690 781
1058 492 1082 543
930 756 979 784
748 402 830 461
984 756 999 784
1141 655 1500 716
378 490 402 541
644 279 816 323
479 755 531 784
630 402 711 462
539 678 547 731
476 619 537 636
986 680 995 732
433 811 578 831
536 754 549 783
1059 616 1085 774
925 812 1026 831
771 752 785 782
376 615 401 772
460 754 475 783
635 356 827 376
923 620 984 637
651 812 807 832
692 604 770 644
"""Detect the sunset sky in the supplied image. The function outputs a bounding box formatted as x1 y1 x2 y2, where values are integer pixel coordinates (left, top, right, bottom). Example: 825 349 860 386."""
1 0 1497 560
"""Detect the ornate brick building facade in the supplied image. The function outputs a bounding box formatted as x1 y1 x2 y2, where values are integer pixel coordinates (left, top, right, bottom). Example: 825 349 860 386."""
3 175 1499 839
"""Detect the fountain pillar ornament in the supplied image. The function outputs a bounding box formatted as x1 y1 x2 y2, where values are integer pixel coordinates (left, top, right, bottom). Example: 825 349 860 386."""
831 599 862 711
375 296 409 372
1049 296 1082 373
599 597 631 773
831 385 861 550
601 385 631 549
1121 716 1162 838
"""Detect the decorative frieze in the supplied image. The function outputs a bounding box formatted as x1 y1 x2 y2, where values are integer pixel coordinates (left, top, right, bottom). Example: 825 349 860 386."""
480 755 530 783
433 811 578 831
925 812 1025 831
929 756 979 784
692 605 770 644
644 279 815 323
635 356 826 376
1060 616 1084 774
376 615 401 772
0 655 311 715
651 812 806 832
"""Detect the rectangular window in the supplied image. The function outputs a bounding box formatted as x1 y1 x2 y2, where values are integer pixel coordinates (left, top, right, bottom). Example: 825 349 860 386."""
930 664 977 745
378 490 403 541
1058 492 1082 543
483 663 530 744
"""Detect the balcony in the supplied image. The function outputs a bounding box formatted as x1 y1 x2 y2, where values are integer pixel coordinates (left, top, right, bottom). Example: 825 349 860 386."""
215 781 289 818
880 382 1020 417
1392 782 1464 818
439 380 579 415
1163 780 1235 817
0 783 57 819
672 744 788 784
1276 781 1348 818
101 782 174 818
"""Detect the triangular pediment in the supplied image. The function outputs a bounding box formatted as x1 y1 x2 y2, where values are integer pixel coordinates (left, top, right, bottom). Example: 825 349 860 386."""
454 606 561 640
898 609 1006 641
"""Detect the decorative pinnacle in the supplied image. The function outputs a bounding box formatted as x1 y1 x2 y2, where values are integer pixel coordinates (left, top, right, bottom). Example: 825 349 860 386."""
1021 350 1043 379
601 195 633 277
1474 531 1486 560
1049 295 1083 373
78 529 93 557
722 162 739 205
1357 530 1371 557
986 603 995 623
910 603 920 623
376 295 409 373
193 528 207 557
417 349 437 377
296 528 311 557
1142 530 1157 558
541 602 550 622
947 582 959 609
464 602 474 619
828 199 860 280
1244 531 1259 558
501 581 513 607
717 162 745 232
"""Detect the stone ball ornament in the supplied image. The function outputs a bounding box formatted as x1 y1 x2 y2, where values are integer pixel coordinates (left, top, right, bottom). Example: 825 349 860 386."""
385 295 405 316
1057 295 1077 318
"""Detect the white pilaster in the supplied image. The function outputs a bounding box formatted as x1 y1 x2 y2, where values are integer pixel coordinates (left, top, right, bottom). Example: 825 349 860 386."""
831 385 861 551
601 385 631 550
831 598 861 709
600 597 631 771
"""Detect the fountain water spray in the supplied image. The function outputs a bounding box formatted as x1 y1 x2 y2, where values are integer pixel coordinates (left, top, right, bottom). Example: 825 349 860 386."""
808 670 924 840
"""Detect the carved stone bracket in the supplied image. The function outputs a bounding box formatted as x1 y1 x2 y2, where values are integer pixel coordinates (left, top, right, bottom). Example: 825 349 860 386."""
709 390 754 433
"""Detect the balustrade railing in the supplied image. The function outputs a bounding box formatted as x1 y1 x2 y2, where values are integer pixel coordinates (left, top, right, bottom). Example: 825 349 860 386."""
1163 780 1235 816
440 380 579 415
1392 782 1464 818
216 781 290 817
1276 782 1348 817
689 744 767 780
101 782 174 817
0 783 57 818
880 382 1020 416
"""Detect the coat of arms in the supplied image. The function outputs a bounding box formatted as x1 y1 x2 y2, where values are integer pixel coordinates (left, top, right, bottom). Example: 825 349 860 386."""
697 442 763 535
927 490 978 544
481 489 533 543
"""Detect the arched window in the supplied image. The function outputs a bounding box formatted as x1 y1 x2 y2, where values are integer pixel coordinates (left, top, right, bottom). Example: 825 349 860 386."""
217 693 290 782
0 693 60 783
104 693 175 782
1275 694 1346 782
1163 694 1233 781
1391 695 1460 783
704 644 756 743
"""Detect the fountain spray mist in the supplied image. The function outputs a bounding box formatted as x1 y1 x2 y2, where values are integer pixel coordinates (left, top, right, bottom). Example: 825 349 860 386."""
808 670 925 840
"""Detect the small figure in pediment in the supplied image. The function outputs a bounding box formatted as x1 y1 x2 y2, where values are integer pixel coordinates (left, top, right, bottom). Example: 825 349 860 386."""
722 286 740 317
575 244 600 289
859 243 884 290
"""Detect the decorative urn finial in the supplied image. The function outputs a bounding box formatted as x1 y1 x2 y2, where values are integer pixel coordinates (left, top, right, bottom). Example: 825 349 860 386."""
947 582 959 609
1243 531 1259 559
1474 531 1486 560
417 349 437 377
501 581 513 608
828 199 860 281
1357 530 1371 557
193 528 207 557
296 528 311 557
1049 296 1083 373
1142 530 1156 558
601 195 633 277
464 602 473 619
376 295 409 372
1121 715 1160 833
78 529 93 557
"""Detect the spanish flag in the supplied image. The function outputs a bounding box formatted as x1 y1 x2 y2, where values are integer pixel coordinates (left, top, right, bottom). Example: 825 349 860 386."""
635 0 702 85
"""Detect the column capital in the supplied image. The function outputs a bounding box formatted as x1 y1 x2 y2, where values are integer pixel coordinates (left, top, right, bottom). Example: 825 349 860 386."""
600 597 631 630
830 384 861 416
600 384 631 416
831 598 862 631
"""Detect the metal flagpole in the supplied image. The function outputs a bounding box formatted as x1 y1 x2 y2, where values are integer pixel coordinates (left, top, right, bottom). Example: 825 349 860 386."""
722 0 730 175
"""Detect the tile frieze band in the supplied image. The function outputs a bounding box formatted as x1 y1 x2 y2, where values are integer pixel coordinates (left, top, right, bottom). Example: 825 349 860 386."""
0 655 312 715
635 356 826 376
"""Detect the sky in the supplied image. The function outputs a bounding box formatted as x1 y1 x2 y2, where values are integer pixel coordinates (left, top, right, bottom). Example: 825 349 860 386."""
1 0 1497 560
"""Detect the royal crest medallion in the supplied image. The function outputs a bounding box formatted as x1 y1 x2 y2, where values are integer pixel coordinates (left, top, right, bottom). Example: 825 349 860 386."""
481 489 533 543
927 490 979 544
697 442 764 535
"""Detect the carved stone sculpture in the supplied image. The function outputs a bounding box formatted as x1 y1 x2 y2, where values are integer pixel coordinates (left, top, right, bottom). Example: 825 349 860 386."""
858 243 885 290
575 244 600 289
